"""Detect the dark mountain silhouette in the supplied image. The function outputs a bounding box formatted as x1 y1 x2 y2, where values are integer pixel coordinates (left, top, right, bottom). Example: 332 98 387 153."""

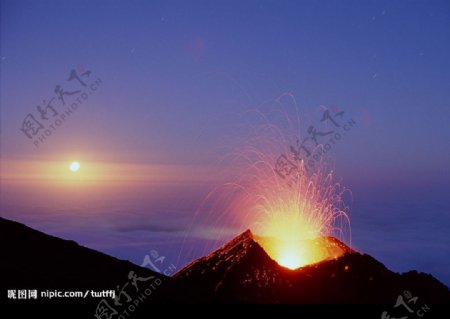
0 217 167 306
173 230 450 304
1 217 449 312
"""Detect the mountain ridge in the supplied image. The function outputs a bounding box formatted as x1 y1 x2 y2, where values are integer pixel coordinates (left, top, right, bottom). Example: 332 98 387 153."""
173 229 450 304
0 216 166 303
1 217 449 306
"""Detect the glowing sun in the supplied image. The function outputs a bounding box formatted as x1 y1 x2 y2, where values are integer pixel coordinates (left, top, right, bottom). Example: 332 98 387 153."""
69 161 80 172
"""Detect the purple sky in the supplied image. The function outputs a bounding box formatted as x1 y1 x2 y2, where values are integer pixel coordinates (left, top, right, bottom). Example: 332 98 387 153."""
1 0 450 286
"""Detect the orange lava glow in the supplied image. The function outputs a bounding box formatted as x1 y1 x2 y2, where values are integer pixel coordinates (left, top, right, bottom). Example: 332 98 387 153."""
255 234 348 269
250 159 351 269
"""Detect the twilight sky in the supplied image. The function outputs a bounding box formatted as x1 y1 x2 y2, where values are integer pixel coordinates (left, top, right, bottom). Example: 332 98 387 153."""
1 0 450 285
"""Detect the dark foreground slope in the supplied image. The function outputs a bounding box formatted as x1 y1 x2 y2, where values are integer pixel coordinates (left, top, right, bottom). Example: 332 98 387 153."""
0 217 168 308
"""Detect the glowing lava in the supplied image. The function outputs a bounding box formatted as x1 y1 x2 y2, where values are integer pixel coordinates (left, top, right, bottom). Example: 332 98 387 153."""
276 241 307 269
279 254 303 270
255 235 350 269
250 160 351 270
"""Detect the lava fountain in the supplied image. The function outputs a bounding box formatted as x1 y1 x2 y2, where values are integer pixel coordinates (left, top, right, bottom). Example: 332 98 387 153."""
234 98 351 269
241 152 351 270
190 95 351 270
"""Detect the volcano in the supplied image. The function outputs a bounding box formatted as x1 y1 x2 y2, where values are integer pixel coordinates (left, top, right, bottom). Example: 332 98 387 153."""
173 230 450 304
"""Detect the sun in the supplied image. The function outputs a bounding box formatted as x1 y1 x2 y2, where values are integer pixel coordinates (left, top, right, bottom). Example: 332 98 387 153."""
69 161 80 172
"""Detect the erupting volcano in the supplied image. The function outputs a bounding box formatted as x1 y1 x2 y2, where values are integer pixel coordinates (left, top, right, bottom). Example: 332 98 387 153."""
173 229 449 304
193 102 353 272
249 159 351 270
